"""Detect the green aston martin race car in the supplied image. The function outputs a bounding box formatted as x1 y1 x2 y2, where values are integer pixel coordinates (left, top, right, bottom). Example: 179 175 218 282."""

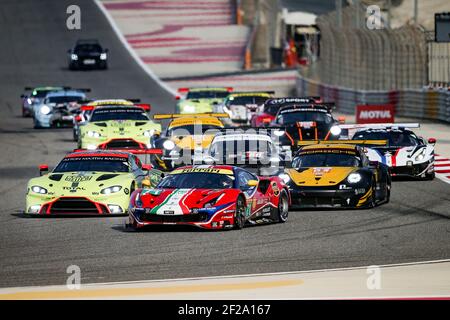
25 151 163 216
78 104 161 153
175 87 233 114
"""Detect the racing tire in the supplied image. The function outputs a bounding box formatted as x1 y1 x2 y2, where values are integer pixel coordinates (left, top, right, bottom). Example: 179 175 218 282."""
367 182 377 208
276 190 289 223
233 196 246 230
424 171 435 181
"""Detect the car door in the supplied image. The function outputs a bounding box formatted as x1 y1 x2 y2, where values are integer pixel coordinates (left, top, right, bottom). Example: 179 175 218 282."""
237 169 269 219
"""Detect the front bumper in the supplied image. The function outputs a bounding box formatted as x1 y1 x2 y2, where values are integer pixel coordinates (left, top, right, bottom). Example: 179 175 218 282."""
288 186 372 209
390 161 433 178
25 195 129 216
128 206 235 230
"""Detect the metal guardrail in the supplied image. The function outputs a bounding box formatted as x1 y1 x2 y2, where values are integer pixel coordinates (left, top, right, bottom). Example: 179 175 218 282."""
296 75 450 123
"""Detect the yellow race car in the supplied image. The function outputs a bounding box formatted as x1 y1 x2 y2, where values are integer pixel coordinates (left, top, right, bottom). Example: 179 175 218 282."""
149 113 229 171
280 141 391 209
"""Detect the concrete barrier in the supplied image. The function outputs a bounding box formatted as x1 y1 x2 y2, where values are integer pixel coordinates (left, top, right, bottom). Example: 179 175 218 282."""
296 75 450 123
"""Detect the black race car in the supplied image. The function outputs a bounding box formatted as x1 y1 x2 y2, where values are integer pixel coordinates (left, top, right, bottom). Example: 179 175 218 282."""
281 142 391 209
271 104 344 151
68 39 108 70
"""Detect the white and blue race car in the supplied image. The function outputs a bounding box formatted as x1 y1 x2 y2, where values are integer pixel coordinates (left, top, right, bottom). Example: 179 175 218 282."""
347 123 436 180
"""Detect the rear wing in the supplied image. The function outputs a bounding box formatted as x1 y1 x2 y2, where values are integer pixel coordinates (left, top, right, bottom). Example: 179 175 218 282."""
73 148 163 155
340 123 420 139
177 87 233 93
340 123 420 130
153 113 230 120
296 140 389 147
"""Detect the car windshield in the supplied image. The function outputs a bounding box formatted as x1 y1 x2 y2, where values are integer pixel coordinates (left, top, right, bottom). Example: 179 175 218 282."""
209 140 274 160
227 96 268 106
75 44 102 53
53 156 130 173
33 89 58 98
168 124 222 136
48 96 83 104
186 91 228 99
90 108 149 122
277 110 333 125
157 172 234 189
352 131 419 147
293 152 361 167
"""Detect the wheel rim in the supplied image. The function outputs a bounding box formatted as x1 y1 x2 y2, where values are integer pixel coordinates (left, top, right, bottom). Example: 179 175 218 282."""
235 199 245 227
279 195 288 221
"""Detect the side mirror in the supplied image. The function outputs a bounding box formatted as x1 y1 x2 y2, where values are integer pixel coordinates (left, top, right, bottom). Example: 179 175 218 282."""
20 94 26 98
74 115 82 122
141 178 151 188
39 164 49 176
142 164 152 171
175 95 181 100
247 180 258 187
338 116 346 124
105 48 109 53
67 49 71 53
428 138 436 144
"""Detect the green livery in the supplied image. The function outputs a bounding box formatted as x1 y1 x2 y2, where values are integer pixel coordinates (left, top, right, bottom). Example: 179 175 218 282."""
25 151 163 215
176 87 231 114
78 105 161 150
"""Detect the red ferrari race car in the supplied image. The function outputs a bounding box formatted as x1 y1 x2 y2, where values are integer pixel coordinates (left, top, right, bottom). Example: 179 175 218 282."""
127 165 290 230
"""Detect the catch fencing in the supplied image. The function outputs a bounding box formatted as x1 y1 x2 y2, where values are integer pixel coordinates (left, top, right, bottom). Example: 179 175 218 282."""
296 75 450 123
313 3 428 90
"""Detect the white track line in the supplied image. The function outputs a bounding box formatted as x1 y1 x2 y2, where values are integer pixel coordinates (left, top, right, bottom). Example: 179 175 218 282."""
94 0 177 97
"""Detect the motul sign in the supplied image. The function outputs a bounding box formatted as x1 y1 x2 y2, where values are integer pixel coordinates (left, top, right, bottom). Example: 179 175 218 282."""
356 104 394 124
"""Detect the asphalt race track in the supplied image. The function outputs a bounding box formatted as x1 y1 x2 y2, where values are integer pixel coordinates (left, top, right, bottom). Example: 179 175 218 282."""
0 0 449 289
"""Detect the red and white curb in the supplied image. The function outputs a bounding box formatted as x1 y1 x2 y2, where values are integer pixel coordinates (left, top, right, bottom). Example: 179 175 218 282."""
435 154 450 184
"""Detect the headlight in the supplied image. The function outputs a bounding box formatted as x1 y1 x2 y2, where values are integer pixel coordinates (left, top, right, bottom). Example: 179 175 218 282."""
26 98 32 105
87 130 101 138
31 185 48 194
40 105 51 115
183 105 195 113
330 125 342 136
273 130 285 136
100 185 122 195
143 129 155 137
134 192 142 207
71 54 78 60
279 173 291 183
415 150 426 161
163 140 175 150
100 53 107 60
347 173 362 183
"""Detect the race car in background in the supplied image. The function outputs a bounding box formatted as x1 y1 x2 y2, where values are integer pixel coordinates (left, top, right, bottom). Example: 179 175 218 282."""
25 150 163 216
20 86 68 117
281 141 391 209
348 123 436 180
175 87 233 114
127 165 290 230
218 91 275 124
72 99 137 141
32 88 89 128
251 97 324 127
270 104 344 151
149 113 228 171
203 128 291 176
68 39 108 70
78 104 161 154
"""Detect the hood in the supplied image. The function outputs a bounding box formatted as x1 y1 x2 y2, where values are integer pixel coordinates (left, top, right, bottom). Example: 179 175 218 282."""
84 120 161 139
172 134 215 150
27 171 131 197
286 167 356 186
139 188 233 215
